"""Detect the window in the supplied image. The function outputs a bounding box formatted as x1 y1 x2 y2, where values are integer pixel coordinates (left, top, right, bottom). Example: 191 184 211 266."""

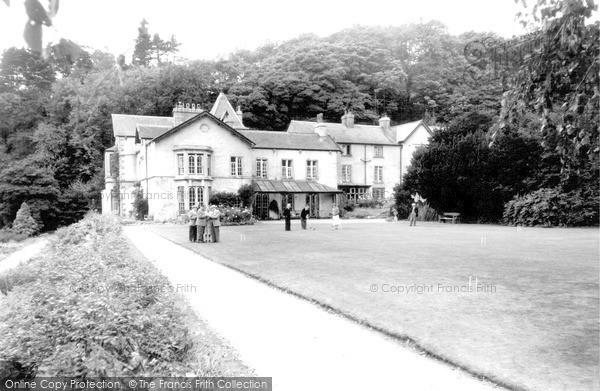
347 187 366 203
177 186 185 214
282 159 293 179
206 154 211 176
177 154 184 175
188 186 203 208
188 155 196 174
187 153 203 174
282 193 294 211
374 145 383 158
342 165 352 183
189 186 197 209
373 188 385 200
306 160 318 179
230 156 243 177
256 159 268 178
340 144 351 156
374 166 383 183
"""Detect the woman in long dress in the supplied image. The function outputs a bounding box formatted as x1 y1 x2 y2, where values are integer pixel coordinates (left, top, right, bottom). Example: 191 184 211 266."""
331 204 341 230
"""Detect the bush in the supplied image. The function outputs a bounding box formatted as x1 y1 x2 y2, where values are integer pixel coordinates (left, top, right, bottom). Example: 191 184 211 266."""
504 187 599 227
133 189 149 220
209 191 239 207
11 202 39 237
356 198 384 208
0 212 200 376
219 206 254 226
237 184 254 208
268 199 279 215
0 229 28 243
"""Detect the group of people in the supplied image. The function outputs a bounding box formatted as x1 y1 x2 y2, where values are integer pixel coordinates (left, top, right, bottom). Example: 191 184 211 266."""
187 204 222 243
282 203 342 231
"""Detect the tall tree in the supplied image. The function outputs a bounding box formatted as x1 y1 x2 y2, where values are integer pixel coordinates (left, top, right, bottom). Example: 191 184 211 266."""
132 19 152 66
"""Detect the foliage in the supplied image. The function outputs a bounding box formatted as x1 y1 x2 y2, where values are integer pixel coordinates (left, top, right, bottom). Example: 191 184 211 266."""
11 202 39 237
402 111 548 222
504 187 599 227
133 188 149 220
208 191 239 207
0 229 28 244
0 213 201 376
133 19 179 67
219 206 254 226
237 184 254 208
499 0 599 177
0 156 60 230
356 197 384 209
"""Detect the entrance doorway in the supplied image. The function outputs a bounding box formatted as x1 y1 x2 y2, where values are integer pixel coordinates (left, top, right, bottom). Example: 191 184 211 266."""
306 193 319 217
254 193 269 219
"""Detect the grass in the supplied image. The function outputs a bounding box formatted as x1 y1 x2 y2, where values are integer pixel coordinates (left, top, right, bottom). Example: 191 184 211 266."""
145 221 600 391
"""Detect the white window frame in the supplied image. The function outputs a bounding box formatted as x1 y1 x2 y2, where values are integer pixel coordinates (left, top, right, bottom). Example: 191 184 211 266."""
231 156 243 177
177 154 184 175
282 159 293 179
374 145 383 158
256 158 268 178
374 166 383 183
306 160 318 179
342 165 352 183
340 144 351 156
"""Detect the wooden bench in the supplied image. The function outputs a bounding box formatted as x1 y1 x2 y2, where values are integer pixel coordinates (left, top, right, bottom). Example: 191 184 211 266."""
439 212 460 224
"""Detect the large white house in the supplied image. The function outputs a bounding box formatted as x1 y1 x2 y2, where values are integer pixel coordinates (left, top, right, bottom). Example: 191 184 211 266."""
102 93 432 219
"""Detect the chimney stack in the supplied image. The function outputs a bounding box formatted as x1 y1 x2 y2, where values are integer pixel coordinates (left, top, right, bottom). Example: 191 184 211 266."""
346 111 355 128
379 115 391 132
173 102 203 125
236 105 244 127
315 113 327 138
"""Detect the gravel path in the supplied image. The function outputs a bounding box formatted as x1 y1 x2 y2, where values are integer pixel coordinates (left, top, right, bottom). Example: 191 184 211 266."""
125 226 502 391
0 238 48 274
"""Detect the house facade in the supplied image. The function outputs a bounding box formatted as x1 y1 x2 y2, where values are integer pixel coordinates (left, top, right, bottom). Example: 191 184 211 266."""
102 94 432 220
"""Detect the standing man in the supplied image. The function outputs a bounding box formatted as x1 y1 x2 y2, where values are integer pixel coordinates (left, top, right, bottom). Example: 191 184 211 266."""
283 203 292 231
409 202 418 226
300 205 310 230
196 205 207 242
187 205 198 242
209 205 222 242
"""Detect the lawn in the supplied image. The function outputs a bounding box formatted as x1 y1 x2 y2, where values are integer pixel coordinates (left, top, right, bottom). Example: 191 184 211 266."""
145 221 599 391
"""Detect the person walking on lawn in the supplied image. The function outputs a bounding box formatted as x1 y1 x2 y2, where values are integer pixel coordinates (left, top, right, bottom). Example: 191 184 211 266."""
409 202 419 226
196 205 208 242
187 205 198 242
209 205 222 242
300 205 310 230
283 203 292 231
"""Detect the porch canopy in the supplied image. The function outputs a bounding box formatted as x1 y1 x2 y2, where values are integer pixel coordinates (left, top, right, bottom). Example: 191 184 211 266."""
253 179 342 193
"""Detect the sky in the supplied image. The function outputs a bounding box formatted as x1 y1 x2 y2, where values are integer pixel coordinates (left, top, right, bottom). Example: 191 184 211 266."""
0 0 538 61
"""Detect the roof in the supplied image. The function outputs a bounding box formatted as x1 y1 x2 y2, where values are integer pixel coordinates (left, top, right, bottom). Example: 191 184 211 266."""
253 179 342 193
287 120 396 145
240 130 340 151
391 120 433 143
112 114 173 137
137 125 171 139
210 92 246 129
152 110 255 146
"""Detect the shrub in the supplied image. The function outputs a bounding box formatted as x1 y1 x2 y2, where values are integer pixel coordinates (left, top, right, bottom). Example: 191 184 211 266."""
209 191 239 207
0 212 199 377
0 229 28 243
133 189 149 220
237 184 254 208
268 199 279 215
356 198 384 208
219 206 254 226
11 202 39 237
504 187 599 227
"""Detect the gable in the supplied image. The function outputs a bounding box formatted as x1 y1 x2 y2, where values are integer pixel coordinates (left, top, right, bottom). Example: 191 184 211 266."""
152 111 254 146
210 92 246 129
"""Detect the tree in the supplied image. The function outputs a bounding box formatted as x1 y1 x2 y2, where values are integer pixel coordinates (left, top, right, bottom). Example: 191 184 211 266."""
0 156 60 230
498 0 599 178
11 202 39 236
132 19 152 66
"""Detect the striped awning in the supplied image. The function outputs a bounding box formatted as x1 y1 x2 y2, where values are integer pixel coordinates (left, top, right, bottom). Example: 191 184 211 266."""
253 179 343 193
